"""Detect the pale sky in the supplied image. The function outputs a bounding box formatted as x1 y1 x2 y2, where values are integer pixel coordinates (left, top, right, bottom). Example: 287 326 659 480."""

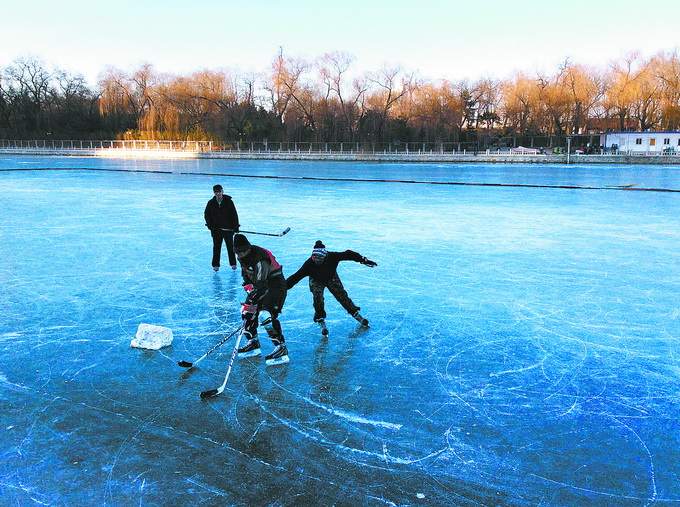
2 0 678 87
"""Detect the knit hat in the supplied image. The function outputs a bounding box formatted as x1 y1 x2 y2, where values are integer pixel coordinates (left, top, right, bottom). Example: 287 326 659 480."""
233 234 251 253
311 240 327 259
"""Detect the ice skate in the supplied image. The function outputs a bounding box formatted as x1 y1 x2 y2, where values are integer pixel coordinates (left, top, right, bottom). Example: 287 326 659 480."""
265 343 289 366
317 319 329 336
238 338 261 358
352 311 369 327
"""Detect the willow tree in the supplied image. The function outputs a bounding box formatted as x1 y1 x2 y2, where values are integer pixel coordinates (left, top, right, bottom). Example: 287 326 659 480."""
397 79 464 144
652 50 680 130
628 61 663 131
602 53 646 132
536 62 577 141
98 63 159 135
161 69 240 140
501 72 541 136
560 62 604 134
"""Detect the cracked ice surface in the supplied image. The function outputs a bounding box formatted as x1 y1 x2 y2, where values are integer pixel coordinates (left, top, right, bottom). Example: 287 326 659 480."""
1 157 680 506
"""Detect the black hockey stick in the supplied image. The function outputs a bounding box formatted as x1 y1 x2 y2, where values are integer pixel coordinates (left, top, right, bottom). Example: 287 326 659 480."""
177 324 244 368
221 227 291 237
200 326 245 399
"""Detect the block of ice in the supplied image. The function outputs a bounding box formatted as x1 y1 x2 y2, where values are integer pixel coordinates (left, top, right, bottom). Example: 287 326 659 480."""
130 323 173 350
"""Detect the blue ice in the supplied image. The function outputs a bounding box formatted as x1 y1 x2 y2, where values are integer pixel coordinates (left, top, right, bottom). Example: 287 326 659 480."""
1 156 679 505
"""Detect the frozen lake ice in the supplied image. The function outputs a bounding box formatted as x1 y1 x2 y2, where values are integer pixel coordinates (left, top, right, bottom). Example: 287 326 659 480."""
1 156 680 505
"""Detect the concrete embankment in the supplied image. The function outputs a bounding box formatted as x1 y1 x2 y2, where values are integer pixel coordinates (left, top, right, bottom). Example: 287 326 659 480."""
199 151 680 165
1 147 680 165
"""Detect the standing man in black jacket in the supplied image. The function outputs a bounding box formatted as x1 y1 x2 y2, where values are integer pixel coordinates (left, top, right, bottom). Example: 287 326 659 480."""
204 184 240 271
286 240 377 336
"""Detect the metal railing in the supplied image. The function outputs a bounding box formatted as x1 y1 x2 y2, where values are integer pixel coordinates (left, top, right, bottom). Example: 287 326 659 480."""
0 139 213 151
0 139 526 154
213 141 516 154
2 139 679 157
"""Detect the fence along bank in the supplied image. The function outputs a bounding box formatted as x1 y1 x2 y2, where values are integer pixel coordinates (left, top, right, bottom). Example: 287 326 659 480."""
2 139 680 164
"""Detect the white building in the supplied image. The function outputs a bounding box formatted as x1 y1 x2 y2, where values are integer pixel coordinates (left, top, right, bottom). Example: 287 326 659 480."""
601 131 680 153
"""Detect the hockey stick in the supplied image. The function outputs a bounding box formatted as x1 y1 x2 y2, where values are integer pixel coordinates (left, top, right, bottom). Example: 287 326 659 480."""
177 324 244 368
200 326 245 399
220 227 291 237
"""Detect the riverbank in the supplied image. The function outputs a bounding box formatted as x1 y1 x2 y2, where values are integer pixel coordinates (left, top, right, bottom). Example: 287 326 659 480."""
2 146 680 165
199 150 680 165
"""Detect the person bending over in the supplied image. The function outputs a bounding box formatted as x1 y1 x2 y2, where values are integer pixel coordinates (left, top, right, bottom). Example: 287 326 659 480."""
233 234 289 365
286 240 376 336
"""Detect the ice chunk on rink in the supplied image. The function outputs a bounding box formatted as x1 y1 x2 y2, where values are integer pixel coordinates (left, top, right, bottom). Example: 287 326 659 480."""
130 323 173 350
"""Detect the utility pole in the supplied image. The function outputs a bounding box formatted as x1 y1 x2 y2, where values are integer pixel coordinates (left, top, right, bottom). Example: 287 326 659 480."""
567 136 571 164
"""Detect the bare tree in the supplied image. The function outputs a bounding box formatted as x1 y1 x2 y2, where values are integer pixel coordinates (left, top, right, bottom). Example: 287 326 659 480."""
6 56 54 132
263 48 309 125
363 65 412 141
317 51 366 140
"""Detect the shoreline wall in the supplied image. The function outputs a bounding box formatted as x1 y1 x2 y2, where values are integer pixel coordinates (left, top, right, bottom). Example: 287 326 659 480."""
1 147 680 165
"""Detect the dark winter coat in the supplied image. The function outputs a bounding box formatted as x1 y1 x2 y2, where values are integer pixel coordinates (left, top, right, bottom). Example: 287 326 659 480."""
240 245 284 290
239 245 286 313
204 195 239 231
286 250 363 288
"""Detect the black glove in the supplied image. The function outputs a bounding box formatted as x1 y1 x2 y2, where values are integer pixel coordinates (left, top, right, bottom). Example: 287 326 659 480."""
360 256 377 267
245 286 269 305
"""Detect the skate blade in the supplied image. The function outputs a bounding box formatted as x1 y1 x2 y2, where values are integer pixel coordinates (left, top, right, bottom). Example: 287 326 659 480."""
265 355 290 366
353 317 369 327
238 348 261 358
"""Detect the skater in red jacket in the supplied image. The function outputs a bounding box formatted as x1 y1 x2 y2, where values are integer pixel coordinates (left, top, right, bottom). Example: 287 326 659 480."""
233 234 289 365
